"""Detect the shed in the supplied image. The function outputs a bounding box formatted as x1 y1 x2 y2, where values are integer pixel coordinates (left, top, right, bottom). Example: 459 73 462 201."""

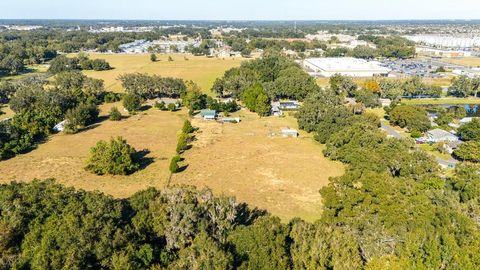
221 117 240 123
200 110 217 120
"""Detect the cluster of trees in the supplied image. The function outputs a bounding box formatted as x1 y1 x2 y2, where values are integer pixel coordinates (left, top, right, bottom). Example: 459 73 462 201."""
358 35 416 59
85 137 141 175
0 72 105 160
212 50 319 115
119 73 186 99
0 42 56 76
388 105 431 132
454 119 480 162
170 120 196 174
295 85 480 268
48 54 111 74
448 75 480 97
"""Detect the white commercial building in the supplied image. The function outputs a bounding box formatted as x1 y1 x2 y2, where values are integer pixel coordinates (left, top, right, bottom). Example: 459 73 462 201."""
303 57 391 78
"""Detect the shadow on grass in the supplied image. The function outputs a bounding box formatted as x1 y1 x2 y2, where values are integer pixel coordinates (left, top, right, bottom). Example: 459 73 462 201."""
134 149 155 171
177 164 189 173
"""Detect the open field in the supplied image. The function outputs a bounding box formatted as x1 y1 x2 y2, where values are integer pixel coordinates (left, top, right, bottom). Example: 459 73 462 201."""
82 53 245 95
170 110 345 222
439 57 480 68
0 105 14 121
0 103 186 198
402 98 480 105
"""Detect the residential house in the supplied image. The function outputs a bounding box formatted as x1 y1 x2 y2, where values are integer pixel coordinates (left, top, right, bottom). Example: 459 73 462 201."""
426 128 459 143
200 110 217 120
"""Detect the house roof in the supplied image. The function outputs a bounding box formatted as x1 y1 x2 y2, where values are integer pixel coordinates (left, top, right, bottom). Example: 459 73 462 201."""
200 110 216 117
427 128 458 140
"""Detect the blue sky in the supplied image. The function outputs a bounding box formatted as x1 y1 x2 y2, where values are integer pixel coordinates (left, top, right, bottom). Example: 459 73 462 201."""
0 0 478 20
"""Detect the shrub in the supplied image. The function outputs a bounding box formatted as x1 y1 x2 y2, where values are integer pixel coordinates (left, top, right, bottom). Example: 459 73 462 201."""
410 130 422 138
155 101 166 111
109 107 122 121
85 137 140 175
150 53 157 62
167 103 177 111
122 94 142 115
176 133 189 154
182 120 194 134
169 155 181 173
168 56 174 62
104 92 123 103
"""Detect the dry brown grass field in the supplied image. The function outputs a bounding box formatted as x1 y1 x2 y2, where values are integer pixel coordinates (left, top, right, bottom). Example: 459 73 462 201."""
0 103 186 198
82 53 245 94
170 110 345 222
440 57 480 68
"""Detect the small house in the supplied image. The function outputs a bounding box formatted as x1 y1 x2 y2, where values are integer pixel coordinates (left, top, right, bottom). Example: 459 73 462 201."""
426 128 459 143
281 128 299 138
200 109 217 120
279 101 300 110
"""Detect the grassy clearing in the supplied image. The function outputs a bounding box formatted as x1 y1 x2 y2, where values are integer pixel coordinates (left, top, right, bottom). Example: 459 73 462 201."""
0 105 14 121
81 53 245 95
402 98 480 105
0 103 186 198
170 110 344 222
440 57 480 68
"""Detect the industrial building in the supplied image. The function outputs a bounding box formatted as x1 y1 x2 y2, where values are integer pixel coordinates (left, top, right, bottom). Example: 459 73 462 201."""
302 57 391 78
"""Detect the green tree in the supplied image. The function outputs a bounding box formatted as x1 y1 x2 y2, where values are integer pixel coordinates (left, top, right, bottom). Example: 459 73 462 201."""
457 118 480 141
329 74 358 97
122 93 142 114
109 106 122 121
150 53 157 62
389 105 431 132
454 140 480 162
169 155 181 173
85 137 140 175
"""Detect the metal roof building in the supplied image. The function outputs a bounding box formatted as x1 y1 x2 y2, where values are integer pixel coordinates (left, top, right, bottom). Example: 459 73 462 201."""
303 57 391 78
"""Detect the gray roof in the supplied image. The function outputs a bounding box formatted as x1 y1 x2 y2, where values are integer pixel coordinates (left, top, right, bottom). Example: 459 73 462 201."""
427 129 458 140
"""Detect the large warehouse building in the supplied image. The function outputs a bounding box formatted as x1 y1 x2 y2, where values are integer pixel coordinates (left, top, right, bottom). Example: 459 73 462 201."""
303 57 391 77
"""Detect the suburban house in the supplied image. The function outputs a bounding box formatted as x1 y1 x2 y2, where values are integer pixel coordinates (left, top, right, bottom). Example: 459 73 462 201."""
279 101 300 110
281 128 299 138
426 128 459 143
271 100 300 116
200 109 217 120
157 98 181 109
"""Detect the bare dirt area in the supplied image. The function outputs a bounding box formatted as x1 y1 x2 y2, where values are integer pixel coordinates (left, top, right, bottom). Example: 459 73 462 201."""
171 110 344 222
0 103 186 198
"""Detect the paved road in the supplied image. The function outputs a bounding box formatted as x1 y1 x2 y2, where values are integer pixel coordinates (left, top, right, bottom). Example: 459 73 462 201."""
380 122 404 139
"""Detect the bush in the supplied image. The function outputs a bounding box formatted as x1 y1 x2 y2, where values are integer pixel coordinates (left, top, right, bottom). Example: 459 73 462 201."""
176 133 189 154
150 53 157 62
109 106 122 121
453 140 480 163
123 93 142 114
169 155 181 173
104 92 123 103
167 103 177 111
85 137 140 175
410 130 422 138
182 120 194 134
155 101 166 111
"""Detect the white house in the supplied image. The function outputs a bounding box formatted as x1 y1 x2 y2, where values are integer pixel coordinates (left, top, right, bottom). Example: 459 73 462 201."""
200 110 217 120
426 129 459 143
302 57 391 78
